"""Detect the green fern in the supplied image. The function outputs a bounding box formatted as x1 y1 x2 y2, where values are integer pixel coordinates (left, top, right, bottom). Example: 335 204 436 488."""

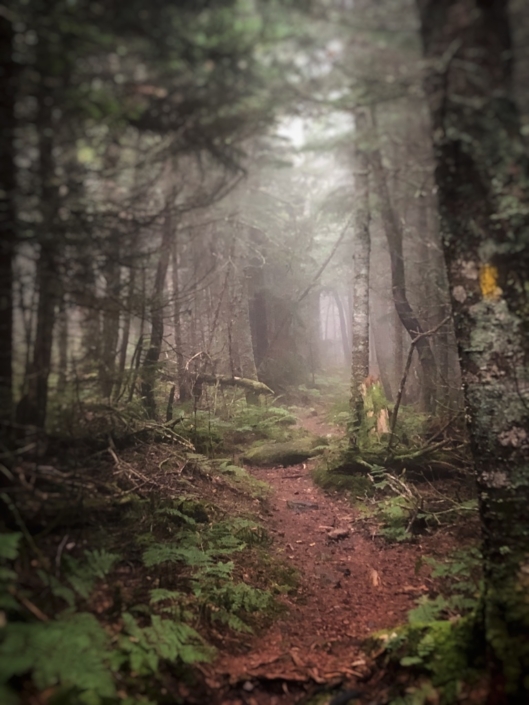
149 588 185 604
0 612 115 699
193 580 274 633
0 532 22 560
155 506 197 526
0 532 22 612
37 570 76 608
63 549 120 599
114 612 213 674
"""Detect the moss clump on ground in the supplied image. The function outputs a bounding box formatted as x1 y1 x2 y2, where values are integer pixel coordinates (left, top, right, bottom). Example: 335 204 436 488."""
242 437 327 466
312 461 374 495
310 438 377 495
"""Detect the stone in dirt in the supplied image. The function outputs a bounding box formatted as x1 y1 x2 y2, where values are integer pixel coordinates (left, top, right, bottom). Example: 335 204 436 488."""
327 528 350 541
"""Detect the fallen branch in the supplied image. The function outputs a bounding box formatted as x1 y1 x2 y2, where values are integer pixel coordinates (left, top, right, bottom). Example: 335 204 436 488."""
194 374 274 395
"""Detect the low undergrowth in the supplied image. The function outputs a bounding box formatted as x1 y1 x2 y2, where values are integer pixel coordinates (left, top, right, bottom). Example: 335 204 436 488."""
0 438 297 705
370 548 485 704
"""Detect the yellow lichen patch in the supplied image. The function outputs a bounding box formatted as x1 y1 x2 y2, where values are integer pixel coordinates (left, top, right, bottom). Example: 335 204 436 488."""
479 264 502 300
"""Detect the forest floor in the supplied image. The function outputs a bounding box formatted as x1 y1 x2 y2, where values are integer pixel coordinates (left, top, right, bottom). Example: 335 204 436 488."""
197 408 477 705
4 394 479 705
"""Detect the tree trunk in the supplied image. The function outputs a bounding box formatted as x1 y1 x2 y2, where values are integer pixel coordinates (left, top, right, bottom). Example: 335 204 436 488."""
21 94 59 428
98 254 121 399
141 212 173 418
369 112 437 413
350 109 371 443
0 14 16 420
332 288 350 365
248 228 269 368
56 295 68 398
171 234 191 402
417 1 529 700
113 266 135 401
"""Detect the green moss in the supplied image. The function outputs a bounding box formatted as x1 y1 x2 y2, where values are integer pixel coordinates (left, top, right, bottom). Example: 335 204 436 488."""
242 437 326 467
311 461 374 495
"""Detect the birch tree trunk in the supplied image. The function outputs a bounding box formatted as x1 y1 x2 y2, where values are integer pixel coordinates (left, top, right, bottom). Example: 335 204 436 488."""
350 109 371 443
417 1 529 699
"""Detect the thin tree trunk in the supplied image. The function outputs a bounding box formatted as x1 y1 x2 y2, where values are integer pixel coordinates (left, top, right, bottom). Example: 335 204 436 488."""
113 266 135 401
369 111 437 413
21 93 59 428
0 13 16 420
56 295 68 397
393 305 404 394
141 211 173 418
248 228 269 368
99 254 121 399
332 288 350 365
171 234 191 402
418 1 529 699
127 267 146 404
350 109 371 444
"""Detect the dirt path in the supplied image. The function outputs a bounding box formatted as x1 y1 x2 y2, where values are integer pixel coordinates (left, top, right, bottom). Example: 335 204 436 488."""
201 412 432 705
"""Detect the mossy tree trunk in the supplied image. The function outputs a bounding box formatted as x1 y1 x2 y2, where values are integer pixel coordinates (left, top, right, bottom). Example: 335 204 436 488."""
350 109 371 445
417 1 529 700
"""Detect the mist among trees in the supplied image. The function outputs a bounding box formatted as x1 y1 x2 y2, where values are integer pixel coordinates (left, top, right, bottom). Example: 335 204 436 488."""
1 2 529 704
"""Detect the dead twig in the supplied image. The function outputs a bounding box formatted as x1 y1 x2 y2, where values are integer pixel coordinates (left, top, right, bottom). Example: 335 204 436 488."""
387 315 452 456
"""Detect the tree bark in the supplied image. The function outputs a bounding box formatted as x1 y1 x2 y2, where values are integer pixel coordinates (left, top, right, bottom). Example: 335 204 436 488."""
21 93 59 428
98 254 121 399
56 294 68 397
417 1 529 699
141 211 173 418
350 109 371 443
0 13 17 420
369 112 437 413
171 234 191 402
332 288 350 365
247 227 269 368
113 265 135 401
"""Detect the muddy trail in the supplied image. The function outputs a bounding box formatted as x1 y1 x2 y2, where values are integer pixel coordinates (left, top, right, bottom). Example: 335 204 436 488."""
198 410 447 705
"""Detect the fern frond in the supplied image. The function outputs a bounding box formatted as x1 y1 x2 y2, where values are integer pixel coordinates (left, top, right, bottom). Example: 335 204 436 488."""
0 533 21 561
0 613 115 698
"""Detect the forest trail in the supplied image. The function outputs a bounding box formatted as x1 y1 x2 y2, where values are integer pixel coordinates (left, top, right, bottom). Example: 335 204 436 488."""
201 410 432 705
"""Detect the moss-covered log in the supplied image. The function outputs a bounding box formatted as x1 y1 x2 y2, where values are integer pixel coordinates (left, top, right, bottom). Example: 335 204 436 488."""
243 438 326 467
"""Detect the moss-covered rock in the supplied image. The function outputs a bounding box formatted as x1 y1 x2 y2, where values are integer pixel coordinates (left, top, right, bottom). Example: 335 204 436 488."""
242 437 326 467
